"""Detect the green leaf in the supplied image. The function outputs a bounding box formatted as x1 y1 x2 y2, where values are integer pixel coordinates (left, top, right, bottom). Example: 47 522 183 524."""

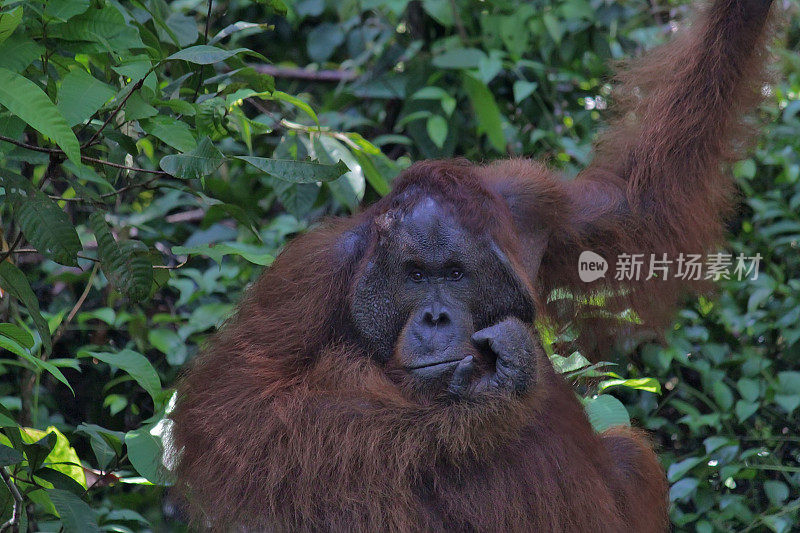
166 45 253 65
764 480 789 506
0 262 52 354
735 399 759 422
49 6 144 52
49 489 100 533
0 6 23 45
667 457 702 482
159 137 224 179
172 243 274 266
57 69 115 127
513 81 538 104
237 156 349 183
44 0 90 22
737 377 760 402
88 213 153 302
351 149 391 197
0 67 81 164
272 181 319 218
711 381 734 411
669 478 699 502
585 395 630 432
35 468 86 495
142 116 197 152
461 72 505 153
271 90 319 125
209 21 272 46
78 349 162 402
426 115 447 148
0 35 44 72
76 423 124 470
3 178 82 266
598 377 661 394
306 23 344 63
125 424 172 485
0 323 34 349
0 443 23 466
432 48 486 69
550 351 592 373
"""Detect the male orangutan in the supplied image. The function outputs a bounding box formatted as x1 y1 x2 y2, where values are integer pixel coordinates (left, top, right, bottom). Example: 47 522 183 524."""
171 0 777 530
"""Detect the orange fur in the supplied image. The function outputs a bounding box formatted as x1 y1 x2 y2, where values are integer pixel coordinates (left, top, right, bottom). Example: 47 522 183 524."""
171 1 776 530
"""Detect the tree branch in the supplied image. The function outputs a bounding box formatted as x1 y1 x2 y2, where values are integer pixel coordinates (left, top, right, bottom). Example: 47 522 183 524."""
0 134 169 176
0 468 24 533
82 77 146 148
246 64 358 82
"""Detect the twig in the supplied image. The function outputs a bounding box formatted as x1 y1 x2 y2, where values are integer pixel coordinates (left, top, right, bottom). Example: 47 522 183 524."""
0 134 169 176
52 263 99 345
48 174 163 204
246 64 358 82
0 468 24 533
448 0 468 43
246 99 362 150
83 78 146 148
191 0 214 102
0 233 24 265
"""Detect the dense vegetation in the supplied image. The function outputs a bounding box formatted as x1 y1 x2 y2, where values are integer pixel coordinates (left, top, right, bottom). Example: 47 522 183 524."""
0 0 797 530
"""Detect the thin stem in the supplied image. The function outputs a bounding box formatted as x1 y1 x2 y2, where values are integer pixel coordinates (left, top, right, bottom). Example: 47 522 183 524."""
0 233 24 264
51 263 99 345
191 0 214 102
0 468 24 533
83 77 146 148
0 134 169 175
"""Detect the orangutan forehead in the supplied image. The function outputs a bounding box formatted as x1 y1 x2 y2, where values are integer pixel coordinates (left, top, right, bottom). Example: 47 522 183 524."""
375 197 475 251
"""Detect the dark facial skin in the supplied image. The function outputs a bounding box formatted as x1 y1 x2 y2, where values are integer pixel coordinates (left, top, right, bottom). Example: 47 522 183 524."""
350 195 538 399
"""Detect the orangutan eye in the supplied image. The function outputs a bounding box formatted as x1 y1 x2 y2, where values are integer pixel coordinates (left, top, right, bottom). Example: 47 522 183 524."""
409 270 425 282
448 268 463 281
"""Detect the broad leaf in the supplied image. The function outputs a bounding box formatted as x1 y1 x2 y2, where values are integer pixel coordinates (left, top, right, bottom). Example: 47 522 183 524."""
0 323 34 349
78 349 162 402
0 6 23 45
0 443 23 466
237 156 349 182
89 213 153 302
0 35 43 72
584 395 630 432
172 243 273 266
1 172 81 266
0 67 81 163
57 68 115 126
271 90 319 125
166 45 252 65
44 0 90 22
142 116 197 152
432 47 486 69
159 137 224 179
0 262 52 354
125 424 172 485
49 489 100 533
461 72 505 153
49 6 144 52
426 115 447 148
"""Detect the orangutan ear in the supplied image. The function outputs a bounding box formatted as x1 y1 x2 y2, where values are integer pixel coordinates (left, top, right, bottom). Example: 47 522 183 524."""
335 220 371 265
